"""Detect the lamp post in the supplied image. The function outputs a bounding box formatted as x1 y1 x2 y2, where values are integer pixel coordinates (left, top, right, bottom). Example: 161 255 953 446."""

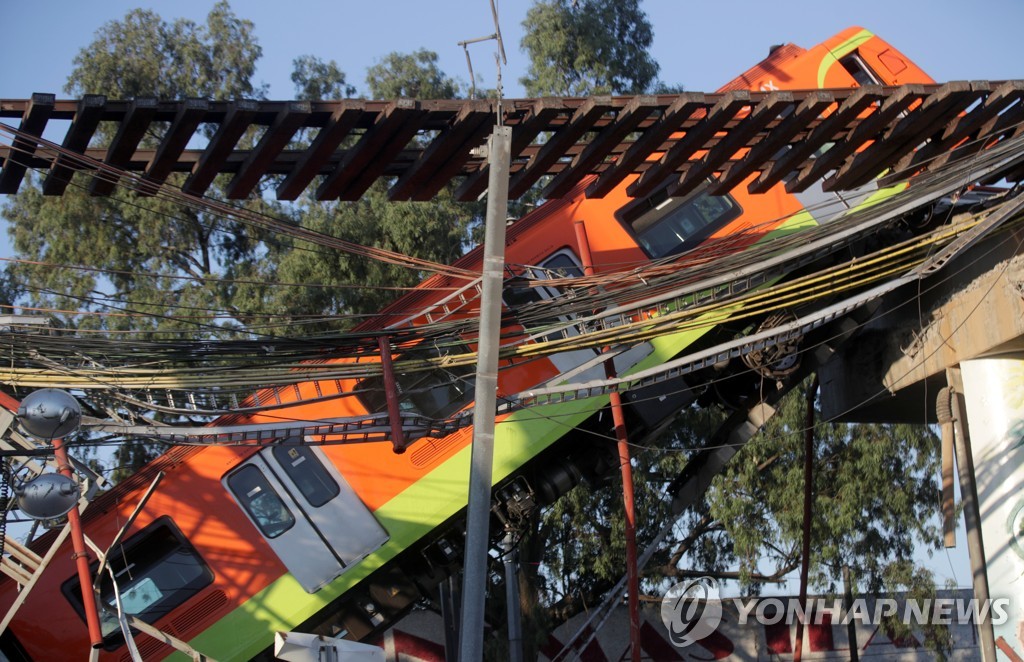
17 389 103 648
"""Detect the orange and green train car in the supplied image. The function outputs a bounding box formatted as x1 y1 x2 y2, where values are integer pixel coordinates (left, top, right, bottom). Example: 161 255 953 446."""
0 27 933 661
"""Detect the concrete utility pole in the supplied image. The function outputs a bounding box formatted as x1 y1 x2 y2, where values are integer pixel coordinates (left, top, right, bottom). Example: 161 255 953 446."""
458 124 512 662
946 362 1011 662
946 369 995 660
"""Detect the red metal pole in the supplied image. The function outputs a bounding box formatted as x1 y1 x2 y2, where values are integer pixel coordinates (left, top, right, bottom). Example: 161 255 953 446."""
574 220 642 662
52 436 103 648
606 369 642 662
377 336 408 454
572 220 596 279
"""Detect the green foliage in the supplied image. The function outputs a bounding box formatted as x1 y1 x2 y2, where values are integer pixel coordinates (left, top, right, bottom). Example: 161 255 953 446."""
292 55 356 101
234 184 478 334
508 405 724 653
652 81 687 94
706 380 941 595
877 560 954 658
239 47 481 334
2 171 258 337
0 268 21 311
365 49 460 99
65 1 265 100
516 380 944 654
519 0 660 96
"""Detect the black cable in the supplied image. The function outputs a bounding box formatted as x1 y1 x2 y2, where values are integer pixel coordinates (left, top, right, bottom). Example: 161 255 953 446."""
0 459 12 559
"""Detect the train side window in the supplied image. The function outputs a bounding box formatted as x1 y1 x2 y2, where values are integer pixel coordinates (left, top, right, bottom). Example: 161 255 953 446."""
534 252 584 281
617 186 742 259
509 248 584 301
356 336 476 420
226 465 296 538
272 444 340 508
61 517 213 645
504 249 585 309
504 249 604 380
404 366 475 419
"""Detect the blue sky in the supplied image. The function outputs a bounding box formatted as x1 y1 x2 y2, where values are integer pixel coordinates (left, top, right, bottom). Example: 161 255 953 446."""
2 0 1022 100
0 0 1010 590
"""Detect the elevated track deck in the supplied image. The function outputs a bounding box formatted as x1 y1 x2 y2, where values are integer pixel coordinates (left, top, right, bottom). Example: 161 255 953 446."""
2 82 1023 203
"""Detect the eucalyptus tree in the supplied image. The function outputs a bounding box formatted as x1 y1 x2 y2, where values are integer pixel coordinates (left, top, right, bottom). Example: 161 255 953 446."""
3 2 268 339
508 381 943 659
519 0 660 96
366 49 461 100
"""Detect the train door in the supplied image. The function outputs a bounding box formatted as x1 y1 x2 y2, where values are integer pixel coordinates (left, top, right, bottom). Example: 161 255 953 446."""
508 249 601 377
508 248 652 383
223 443 388 593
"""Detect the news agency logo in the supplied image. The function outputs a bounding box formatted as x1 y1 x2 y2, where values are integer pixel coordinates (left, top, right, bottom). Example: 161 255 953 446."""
660 580 1013 650
660 577 723 648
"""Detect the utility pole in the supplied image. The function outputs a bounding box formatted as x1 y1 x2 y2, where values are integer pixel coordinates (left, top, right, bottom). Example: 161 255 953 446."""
458 124 512 662
503 530 524 662
946 367 997 662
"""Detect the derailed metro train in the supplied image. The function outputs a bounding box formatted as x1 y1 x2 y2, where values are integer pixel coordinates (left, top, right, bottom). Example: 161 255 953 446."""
0 27 935 661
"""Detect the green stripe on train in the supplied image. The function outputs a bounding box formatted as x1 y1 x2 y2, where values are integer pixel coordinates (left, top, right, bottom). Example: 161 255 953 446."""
817 28 875 88
174 325 712 659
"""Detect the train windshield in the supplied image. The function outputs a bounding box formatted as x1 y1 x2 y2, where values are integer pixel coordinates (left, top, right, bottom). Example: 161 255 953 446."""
503 249 615 380
839 53 883 85
618 186 742 258
504 250 584 310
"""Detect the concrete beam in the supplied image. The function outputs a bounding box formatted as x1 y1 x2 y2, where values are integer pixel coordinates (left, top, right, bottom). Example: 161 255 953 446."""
820 224 1024 423
884 251 1024 394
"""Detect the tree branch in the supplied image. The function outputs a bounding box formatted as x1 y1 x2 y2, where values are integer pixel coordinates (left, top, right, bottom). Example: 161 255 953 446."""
663 567 795 583
665 513 716 570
